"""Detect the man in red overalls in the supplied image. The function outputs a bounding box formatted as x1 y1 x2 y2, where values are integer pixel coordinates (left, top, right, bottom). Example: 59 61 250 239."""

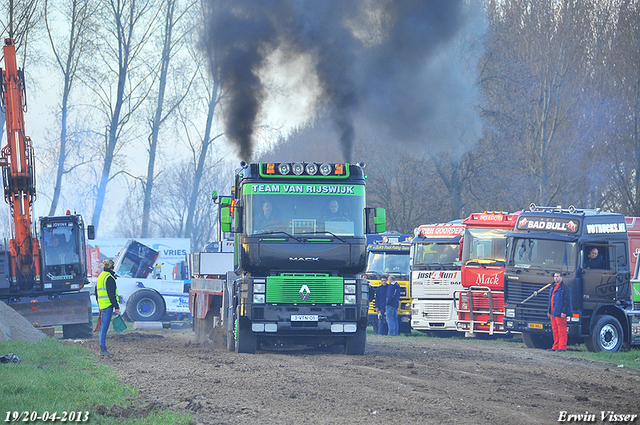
547 272 572 352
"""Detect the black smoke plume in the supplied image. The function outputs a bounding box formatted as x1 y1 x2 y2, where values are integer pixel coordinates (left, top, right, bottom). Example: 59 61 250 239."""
200 0 466 162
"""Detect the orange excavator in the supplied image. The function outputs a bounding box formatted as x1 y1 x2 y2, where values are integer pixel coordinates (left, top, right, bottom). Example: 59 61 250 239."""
0 37 95 338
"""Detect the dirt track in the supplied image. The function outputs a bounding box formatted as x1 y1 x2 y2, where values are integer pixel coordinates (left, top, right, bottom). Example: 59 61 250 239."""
70 328 640 425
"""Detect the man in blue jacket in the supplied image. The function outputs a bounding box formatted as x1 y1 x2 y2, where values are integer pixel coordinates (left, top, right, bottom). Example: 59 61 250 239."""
375 275 388 335
385 275 402 335
547 272 572 352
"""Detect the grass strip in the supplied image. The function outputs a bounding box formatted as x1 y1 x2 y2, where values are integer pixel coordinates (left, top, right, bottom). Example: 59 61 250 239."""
0 337 192 424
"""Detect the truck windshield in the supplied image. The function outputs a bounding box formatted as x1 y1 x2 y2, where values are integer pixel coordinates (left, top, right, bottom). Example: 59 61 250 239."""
508 237 577 271
462 228 509 264
413 242 460 266
245 192 365 237
366 251 410 276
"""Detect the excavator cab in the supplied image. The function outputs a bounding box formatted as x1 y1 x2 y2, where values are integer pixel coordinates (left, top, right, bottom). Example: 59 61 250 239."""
39 215 90 293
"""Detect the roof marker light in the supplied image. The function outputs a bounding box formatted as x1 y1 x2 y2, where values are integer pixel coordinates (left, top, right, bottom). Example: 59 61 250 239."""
293 163 304 175
278 163 290 175
306 163 318 175
319 163 332 176
266 163 275 174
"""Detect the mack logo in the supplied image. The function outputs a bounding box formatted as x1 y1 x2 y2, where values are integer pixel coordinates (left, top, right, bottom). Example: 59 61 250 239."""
475 274 500 285
290 257 320 262
299 285 311 300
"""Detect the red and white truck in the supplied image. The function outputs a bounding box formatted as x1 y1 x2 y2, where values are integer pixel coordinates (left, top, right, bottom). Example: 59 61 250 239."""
455 211 520 336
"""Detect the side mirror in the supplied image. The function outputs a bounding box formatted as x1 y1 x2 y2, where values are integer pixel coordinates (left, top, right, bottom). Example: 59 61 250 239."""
373 208 386 234
365 207 386 234
87 225 95 240
220 206 232 233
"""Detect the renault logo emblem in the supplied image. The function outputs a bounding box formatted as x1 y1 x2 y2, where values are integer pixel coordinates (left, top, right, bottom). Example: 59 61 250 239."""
299 285 311 300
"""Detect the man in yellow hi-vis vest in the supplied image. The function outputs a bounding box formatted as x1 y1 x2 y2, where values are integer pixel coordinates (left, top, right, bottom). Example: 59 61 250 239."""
96 259 119 356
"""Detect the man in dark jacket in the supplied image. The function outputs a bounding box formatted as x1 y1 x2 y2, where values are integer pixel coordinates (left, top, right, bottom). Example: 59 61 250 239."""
584 247 604 269
547 272 572 352
375 276 388 335
385 275 402 335
96 259 120 356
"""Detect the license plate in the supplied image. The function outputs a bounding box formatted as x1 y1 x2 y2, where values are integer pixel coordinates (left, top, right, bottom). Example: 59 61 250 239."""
528 322 543 329
291 315 318 322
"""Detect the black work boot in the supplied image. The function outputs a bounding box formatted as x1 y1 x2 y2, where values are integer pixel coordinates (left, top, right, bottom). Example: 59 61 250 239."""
100 346 114 357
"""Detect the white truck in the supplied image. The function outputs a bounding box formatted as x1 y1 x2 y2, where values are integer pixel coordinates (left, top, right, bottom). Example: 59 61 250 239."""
87 238 191 321
410 223 465 334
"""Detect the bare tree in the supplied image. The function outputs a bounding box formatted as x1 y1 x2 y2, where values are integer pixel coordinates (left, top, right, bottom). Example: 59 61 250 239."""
481 0 596 207
0 0 41 142
180 0 225 243
85 0 158 234
140 0 196 237
44 0 95 215
600 1 640 216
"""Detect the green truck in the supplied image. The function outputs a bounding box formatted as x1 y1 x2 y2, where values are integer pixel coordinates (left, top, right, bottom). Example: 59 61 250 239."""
190 161 385 354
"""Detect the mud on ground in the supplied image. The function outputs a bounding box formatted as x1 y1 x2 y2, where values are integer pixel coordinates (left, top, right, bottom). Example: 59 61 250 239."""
68 329 640 425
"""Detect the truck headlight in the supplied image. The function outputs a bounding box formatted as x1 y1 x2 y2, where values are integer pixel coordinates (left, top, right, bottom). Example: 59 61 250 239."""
344 284 356 294
344 294 356 304
254 283 266 293
460 293 468 310
253 293 265 304
505 308 515 318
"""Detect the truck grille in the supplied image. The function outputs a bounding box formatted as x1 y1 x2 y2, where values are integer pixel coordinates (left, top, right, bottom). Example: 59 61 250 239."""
506 280 549 321
469 292 504 311
266 274 343 304
421 302 452 320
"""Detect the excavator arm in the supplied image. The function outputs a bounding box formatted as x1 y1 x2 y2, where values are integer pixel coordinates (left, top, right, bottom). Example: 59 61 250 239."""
0 37 40 290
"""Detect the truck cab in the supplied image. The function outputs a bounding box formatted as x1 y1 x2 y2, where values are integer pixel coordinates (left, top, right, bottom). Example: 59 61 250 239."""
455 211 519 336
504 205 639 352
409 222 464 334
219 161 385 354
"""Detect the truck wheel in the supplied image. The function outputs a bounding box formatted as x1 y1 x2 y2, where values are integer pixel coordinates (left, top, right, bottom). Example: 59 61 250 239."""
345 326 367 355
222 288 235 351
585 315 623 353
226 326 235 352
522 332 553 349
235 314 257 354
125 289 166 321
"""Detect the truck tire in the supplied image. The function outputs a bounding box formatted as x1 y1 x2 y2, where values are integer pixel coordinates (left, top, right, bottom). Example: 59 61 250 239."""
222 287 236 351
226 324 235 352
522 331 553 349
345 326 367 355
235 314 257 354
125 289 166 322
585 315 623 353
